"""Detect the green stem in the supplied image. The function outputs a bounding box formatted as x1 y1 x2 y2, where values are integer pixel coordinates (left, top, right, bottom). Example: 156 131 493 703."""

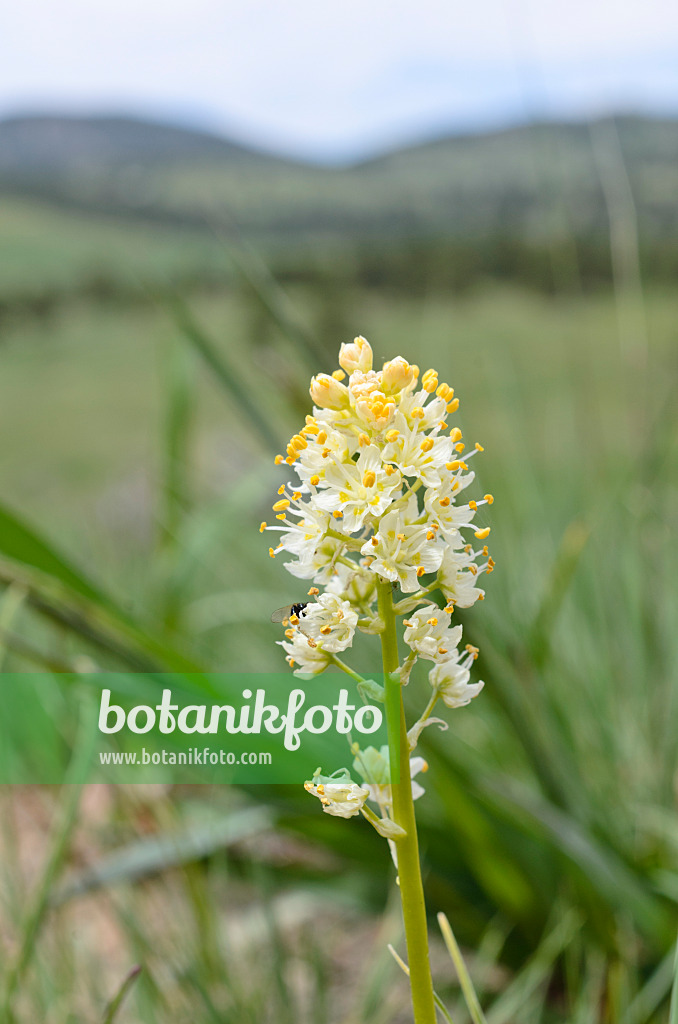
377 578 437 1024
329 653 365 684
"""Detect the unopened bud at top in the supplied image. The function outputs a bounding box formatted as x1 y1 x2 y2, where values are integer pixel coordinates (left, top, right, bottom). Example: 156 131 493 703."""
309 373 350 410
339 336 373 375
382 356 415 394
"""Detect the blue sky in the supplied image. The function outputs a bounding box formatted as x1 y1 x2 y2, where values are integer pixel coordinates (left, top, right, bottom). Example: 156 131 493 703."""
2 0 678 160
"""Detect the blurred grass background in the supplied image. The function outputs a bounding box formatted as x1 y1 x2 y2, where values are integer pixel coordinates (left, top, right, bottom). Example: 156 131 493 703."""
0 112 676 1023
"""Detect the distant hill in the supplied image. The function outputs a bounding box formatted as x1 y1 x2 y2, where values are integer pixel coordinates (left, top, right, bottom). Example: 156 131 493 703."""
1 112 677 245
0 114 292 175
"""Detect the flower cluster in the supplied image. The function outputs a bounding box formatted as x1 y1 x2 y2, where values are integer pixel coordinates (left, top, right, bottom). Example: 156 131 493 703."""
263 336 493 824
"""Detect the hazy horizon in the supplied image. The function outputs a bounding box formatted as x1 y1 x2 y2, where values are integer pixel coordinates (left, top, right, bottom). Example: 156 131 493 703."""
2 0 677 161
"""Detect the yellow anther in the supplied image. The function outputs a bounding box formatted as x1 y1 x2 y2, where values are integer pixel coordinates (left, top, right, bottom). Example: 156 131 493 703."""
358 432 370 446
426 617 438 626
426 531 435 540
455 442 465 453
274 454 284 465
320 625 332 635
468 564 478 576
332 369 346 380
438 647 448 655
460 462 468 471
277 484 286 495
469 500 477 510
439 496 450 507
307 636 318 648
420 760 429 772
452 480 460 491
411 364 420 378
447 460 461 471
423 376 438 393
308 586 319 595
310 475 320 486
449 427 462 443
362 470 376 488
437 383 453 400
484 493 494 504
285 456 295 465
482 546 489 556
272 499 290 511
420 438 434 453
475 527 491 539
317 430 327 445
445 603 455 613
293 491 301 501
259 522 267 533
276 513 286 520
269 547 276 558
332 510 343 519
385 429 400 442
464 544 472 553
371 536 379 546
478 593 485 600
447 398 460 413
317 783 325 794
396 532 405 541
285 628 294 638
385 465 396 475
322 448 331 458
488 557 496 568
293 434 308 450
438 421 448 430
416 567 426 577
411 407 425 419
475 442 484 451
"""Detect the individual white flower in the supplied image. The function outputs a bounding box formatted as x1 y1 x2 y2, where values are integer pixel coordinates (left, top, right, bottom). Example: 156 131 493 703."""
382 413 453 489
279 628 331 678
324 562 376 607
315 444 402 533
270 501 330 559
361 499 443 593
398 388 449 432
437 545 485 608
304 770 370 818
295 427 353 488
429 657 484 708
296 593 358 652
423 478 476 541
403 604 462 662
353 745 428 808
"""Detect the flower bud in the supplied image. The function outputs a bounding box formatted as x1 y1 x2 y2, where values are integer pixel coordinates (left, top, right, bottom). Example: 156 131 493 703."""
339 336 373 374
309 373 349 410
382 356 415 394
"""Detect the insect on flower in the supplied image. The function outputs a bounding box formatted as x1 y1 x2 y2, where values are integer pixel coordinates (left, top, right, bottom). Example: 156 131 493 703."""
270 602 309 627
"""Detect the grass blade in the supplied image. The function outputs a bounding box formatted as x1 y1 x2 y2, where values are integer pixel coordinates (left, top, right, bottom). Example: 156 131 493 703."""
1 691 98 1017
670 937 678 1024
438 912 489 1024
164 292 280 451
102 965 142 1024
0 501 117 610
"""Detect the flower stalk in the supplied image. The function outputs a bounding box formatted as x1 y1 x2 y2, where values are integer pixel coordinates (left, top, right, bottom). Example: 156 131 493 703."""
378 577 437 1024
